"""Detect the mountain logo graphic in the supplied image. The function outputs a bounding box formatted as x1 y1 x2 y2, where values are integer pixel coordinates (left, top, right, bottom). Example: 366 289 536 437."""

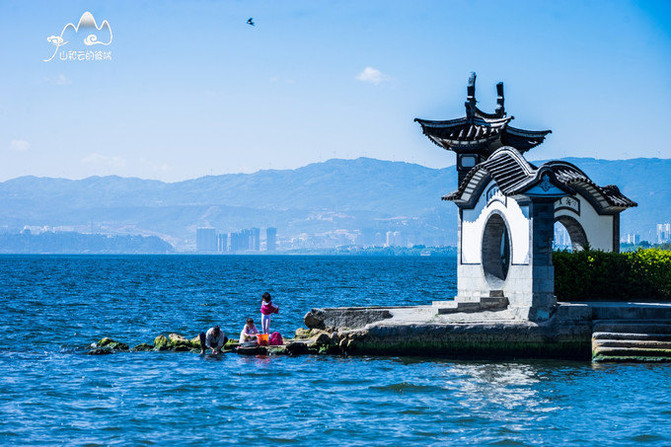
44 11 113 62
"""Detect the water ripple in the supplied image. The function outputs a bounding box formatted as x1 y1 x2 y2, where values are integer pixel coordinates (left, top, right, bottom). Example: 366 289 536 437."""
1 256 671 446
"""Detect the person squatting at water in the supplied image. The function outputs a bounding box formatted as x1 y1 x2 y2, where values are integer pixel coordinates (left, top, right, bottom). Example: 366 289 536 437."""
260 292 279 334
199 325 228 354
239 318 260 343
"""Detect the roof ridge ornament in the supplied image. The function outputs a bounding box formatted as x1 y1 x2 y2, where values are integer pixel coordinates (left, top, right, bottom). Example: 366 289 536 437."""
495 82 505 117
466 72 477 120
465 73 507 121
414 73 552 184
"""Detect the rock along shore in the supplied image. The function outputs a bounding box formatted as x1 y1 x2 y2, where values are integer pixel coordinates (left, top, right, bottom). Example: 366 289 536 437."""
89 302 671 362
87 331 341 357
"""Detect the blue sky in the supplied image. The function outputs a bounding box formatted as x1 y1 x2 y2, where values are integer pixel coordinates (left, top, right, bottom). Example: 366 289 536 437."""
1 0 670 181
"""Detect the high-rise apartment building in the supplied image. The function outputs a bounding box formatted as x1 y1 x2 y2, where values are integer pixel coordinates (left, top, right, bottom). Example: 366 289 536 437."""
250 228 260 251
217 233 228 252
266 227 277 251
657 223 671 244
624 233 640 244
196 228 218 253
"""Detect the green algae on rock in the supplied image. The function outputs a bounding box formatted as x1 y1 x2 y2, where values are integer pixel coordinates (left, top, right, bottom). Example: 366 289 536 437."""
153 335 171 351
132 343 154 352
168 333 200 351
96 337 129 351
294 328 313 339
87 332 296 356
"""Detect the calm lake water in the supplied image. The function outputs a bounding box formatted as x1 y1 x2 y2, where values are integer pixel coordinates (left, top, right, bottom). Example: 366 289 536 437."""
1 255 670 446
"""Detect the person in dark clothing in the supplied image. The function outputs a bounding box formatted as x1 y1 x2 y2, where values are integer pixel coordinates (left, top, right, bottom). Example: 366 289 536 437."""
199 325 228 354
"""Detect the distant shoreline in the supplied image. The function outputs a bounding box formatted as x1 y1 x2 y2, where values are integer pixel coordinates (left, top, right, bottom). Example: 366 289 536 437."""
0 250 458 257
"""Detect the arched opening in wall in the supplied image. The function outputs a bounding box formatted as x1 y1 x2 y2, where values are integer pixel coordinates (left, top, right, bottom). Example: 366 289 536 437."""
554 215 588 251
481 213 511 288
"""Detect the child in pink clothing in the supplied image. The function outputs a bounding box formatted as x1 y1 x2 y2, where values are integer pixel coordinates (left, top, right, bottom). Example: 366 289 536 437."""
239 318 259 343
260 292 279 334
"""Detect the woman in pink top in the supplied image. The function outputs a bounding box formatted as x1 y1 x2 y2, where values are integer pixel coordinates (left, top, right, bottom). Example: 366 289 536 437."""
260 292 279 334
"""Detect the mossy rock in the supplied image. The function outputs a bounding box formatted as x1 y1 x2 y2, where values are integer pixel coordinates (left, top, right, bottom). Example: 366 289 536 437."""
294 328 313 339
313 332 331 346
96 337 129 351
88 347 114 355
224 339 239 349
132 343 154 352
267 345 288 356
97 337 114 347
339 337 349 350
168 333 188 343
154 335 169 349
285 340 318 355
168 333 200 350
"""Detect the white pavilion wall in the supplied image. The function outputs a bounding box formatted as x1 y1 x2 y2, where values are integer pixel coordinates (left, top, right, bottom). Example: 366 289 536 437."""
457 180 535 306
460 180 530 265
554 194 614 251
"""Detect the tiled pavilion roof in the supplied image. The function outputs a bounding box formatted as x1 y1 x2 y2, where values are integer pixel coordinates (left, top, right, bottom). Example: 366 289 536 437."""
444 147 637 213
415 73 551 155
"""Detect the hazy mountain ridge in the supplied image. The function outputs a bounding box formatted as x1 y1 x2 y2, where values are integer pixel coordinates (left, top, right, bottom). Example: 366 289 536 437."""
0 157 668 249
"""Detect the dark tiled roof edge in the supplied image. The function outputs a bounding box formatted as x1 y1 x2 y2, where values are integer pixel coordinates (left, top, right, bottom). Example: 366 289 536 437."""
443 147 637 210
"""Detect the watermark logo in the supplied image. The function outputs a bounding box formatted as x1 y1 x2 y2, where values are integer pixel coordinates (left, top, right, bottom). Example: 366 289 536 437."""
44 11 113 62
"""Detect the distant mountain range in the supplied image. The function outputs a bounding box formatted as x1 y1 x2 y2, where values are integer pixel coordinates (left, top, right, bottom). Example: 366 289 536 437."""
0 157 667 250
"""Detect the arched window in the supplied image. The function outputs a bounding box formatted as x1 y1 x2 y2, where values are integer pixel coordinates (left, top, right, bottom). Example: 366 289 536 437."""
554 215 588 251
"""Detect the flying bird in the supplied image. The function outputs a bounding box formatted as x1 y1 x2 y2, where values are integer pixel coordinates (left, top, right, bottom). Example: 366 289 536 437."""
247 18 255 26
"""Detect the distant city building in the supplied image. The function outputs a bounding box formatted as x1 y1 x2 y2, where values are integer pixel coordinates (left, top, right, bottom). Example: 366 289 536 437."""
385 230 403 247
224 227 264 252
196 227 217 253
657 223 671 244
266 227 277 251
229 230 247 252
251 227 260 251
217 232 228 252
623 233 640 245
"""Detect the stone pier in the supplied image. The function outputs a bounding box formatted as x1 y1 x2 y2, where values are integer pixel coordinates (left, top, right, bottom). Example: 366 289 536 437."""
301 302 671 361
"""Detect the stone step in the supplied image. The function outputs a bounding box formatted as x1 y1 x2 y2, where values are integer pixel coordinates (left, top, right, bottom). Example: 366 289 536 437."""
591 320 671 362
592 346 671 358
592 321 671 335
593 332 671 341
480 297 509 306
432 300 458 308
592 354 671 363
432 297 509 308
436 302 509 315
435 295 509 315
593 339 671 350
437 302 482 315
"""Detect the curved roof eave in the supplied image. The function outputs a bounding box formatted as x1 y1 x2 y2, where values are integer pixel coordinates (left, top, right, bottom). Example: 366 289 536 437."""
443 146 637 212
